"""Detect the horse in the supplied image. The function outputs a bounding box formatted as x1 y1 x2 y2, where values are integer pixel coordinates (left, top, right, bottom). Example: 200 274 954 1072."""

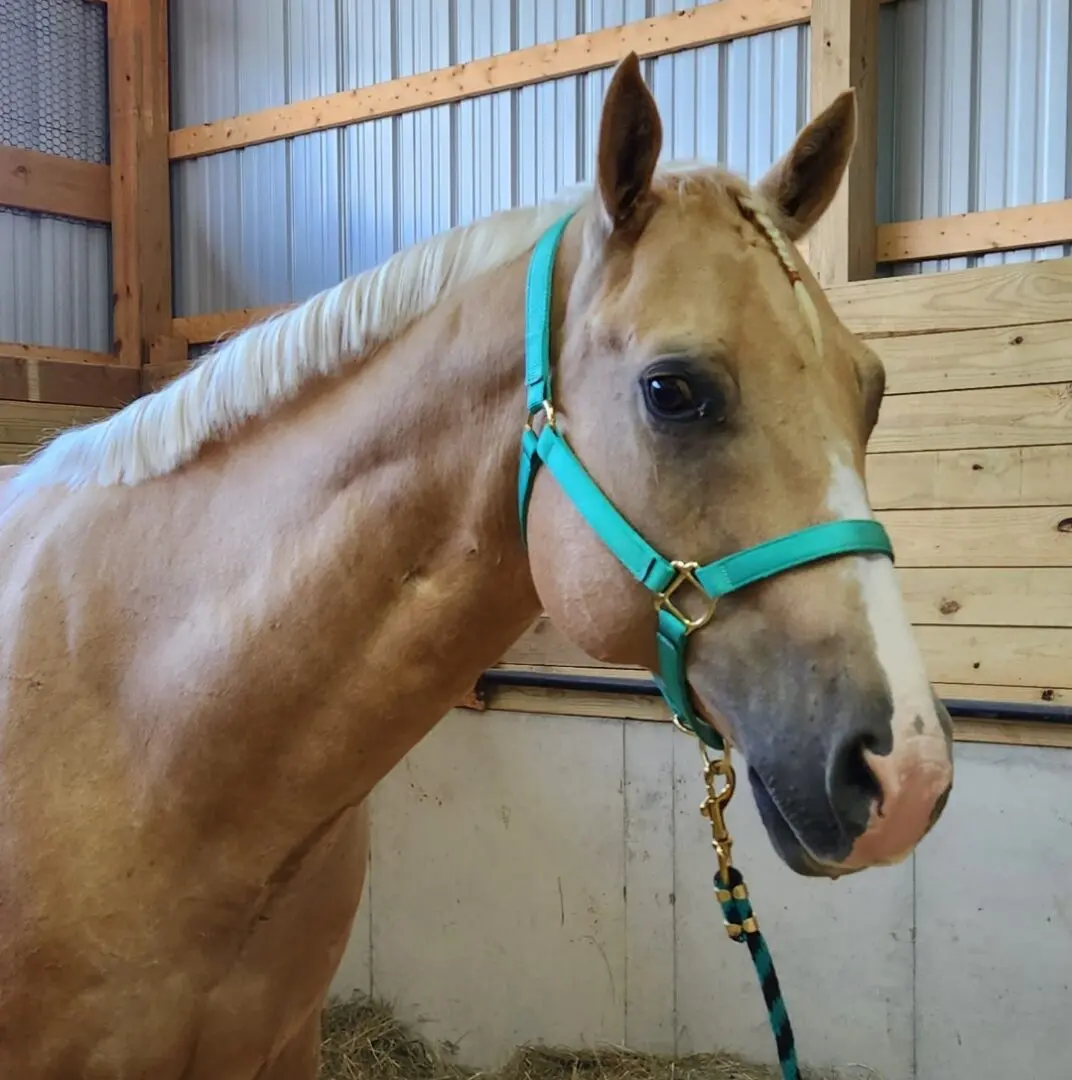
0 52 952 1079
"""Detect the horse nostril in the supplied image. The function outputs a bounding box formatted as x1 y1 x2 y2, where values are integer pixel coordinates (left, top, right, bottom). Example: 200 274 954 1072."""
827 731 883 837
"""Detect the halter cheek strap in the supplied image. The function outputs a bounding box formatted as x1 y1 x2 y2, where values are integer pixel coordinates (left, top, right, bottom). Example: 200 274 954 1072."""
517 207 894 751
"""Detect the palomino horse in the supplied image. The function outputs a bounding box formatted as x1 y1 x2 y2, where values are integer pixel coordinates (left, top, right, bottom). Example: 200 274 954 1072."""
0 54 951 1078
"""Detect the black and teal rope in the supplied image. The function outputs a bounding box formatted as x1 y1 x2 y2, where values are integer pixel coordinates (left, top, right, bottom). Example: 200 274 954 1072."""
715 867 801 1080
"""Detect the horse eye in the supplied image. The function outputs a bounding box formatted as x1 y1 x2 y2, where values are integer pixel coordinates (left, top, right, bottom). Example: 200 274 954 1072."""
644 374 695 418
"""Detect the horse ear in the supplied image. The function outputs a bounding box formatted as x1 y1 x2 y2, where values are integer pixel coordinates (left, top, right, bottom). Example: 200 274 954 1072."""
595 52 663 234
755 89 857 240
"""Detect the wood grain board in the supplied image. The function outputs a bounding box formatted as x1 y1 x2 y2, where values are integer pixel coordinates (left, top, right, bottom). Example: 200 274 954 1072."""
828 257 1072 338
0 146 111 223
107 0 174 367
878 506 1072 567
876 199 1072 263
0 344 141 408
872 319 1072 396
899 567 1072 627
806 0 879 286
866 445 1072 510
0 401 115 456
870 383 1072 454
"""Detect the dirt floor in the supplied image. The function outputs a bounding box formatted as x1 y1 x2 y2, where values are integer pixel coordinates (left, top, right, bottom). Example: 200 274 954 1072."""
317 992 861 1080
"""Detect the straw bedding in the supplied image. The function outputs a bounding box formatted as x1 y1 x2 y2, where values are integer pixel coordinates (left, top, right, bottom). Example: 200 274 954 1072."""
318 992 872 1080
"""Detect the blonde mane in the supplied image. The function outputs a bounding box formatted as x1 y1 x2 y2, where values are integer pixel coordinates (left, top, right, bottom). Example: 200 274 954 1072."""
12 191 589 494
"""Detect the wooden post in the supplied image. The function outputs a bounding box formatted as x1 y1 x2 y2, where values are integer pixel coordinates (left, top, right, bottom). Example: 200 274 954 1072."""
808 0 880 286
106 0 173 367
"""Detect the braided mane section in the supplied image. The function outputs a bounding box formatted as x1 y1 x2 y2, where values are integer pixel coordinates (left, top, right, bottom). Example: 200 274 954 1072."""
734 193 823 360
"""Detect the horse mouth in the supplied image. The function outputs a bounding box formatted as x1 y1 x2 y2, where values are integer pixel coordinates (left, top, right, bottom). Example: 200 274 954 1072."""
746 767 860 880
688 695 859 880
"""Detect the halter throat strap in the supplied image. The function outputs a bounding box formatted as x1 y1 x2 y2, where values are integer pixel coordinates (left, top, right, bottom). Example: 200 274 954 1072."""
517 207 895 749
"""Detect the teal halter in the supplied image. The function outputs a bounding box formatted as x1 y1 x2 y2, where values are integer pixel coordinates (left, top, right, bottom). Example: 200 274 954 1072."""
517 210 895 751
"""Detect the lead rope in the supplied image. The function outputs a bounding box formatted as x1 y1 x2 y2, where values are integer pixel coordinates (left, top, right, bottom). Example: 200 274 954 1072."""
681 729 802 1080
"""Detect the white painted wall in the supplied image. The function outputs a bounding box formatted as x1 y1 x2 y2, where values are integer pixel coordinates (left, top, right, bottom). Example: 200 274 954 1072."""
330 709 1072 1080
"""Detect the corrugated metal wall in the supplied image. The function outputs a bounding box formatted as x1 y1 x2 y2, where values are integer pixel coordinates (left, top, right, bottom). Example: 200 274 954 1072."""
170 0 1071 314
0 0 111 351
169 0 809 316
876 0 1072 274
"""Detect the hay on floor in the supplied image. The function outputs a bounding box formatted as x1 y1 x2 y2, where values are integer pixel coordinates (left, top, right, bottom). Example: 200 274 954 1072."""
318 992 862 1080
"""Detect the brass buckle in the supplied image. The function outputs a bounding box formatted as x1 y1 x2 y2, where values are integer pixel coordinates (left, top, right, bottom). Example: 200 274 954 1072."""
524 399 556 435
698 742 737 886
654 560 718 634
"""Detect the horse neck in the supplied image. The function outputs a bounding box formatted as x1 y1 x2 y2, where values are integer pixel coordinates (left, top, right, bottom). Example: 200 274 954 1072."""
52 242 579 858
207 258 559 797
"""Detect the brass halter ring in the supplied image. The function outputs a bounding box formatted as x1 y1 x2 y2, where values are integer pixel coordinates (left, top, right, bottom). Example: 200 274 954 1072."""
653 559 719 634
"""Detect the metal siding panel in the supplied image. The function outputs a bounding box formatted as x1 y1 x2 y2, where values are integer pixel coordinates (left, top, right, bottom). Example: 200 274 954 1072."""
516 0 583 207
0 0 110 352
882 0 1072 276
455 0 515 225
341 1 396 278
286 0 343 300
0 209 110 351
582 0 648 181
875 3 899 230
394 0 453 250
650 0 700 163
241 144 292 307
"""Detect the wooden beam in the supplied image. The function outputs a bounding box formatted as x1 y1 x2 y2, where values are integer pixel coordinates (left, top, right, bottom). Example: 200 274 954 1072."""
0 146 111 224
828 255 1072 338
168 0 812 160
876 199 1072 263
0 401 117 453
140 334 191 394
871 320 1072 396
107 0 173 368
866 445 1072 511
173 304 286 347
0 343 140 408
808 0 880 285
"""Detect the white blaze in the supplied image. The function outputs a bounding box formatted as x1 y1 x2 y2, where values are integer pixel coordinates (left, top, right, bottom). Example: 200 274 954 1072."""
824 450 953 867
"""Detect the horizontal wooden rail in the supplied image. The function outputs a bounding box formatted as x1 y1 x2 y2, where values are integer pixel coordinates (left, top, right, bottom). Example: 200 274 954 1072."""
169 0 812 160
174 305 283 346
0 343 140 408
876 199 1072 263
0 146 111 224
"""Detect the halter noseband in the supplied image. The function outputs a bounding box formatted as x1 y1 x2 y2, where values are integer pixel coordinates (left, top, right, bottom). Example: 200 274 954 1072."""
517 204 894 750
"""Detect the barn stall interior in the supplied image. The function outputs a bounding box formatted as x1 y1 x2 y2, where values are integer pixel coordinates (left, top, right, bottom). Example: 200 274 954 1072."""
2 0 1071 1078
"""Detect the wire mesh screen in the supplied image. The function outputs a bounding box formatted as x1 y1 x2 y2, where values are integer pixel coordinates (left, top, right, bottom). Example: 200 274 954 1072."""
0 0 108 163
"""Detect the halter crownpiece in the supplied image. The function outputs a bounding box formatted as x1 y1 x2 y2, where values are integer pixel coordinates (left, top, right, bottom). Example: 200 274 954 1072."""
517 198 895 751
